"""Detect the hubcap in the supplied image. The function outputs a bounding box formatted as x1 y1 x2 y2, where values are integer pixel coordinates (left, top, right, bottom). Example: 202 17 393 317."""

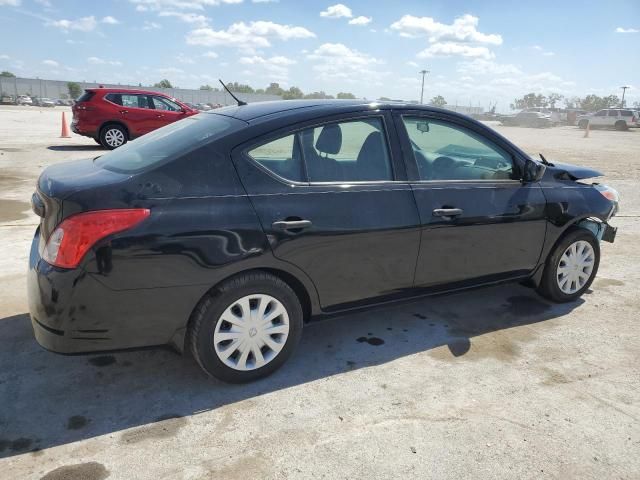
556 240 595 294
104 128 125 147
213 294 290 371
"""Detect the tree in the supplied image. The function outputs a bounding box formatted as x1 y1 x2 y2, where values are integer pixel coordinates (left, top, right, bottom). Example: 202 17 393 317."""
226 82 254 93
303 91 334 99
0 71 16 77
265 82 284 96
154 79 174 88
336 92 356 99
199 84 213 90
429 95 447 107
67 81 82 99
578 94 620 111
510 92 548 110
547 93 564 108
282 86 304 100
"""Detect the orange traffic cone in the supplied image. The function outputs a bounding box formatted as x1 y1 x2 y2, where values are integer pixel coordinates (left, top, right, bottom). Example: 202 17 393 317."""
60 111 71 138
583 120 590 138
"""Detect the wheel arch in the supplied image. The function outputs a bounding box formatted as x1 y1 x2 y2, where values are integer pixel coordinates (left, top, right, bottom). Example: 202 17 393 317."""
170 266 317 353
99 120 130 139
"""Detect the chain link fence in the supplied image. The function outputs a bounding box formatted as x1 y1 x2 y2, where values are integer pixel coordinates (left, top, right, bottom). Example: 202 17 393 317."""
0 76 281 105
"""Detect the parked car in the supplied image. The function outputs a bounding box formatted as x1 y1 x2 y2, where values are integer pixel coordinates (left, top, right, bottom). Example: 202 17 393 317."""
71 88 199 149
28 100 619 383
500 111 553 128
577 109 639 130
34 97 56 108
15 94 33 106
195 103 212 111
0 94 13 105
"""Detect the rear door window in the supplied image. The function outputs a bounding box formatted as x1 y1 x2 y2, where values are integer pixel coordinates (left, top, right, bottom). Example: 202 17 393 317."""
608 110 620 117
248 134 304 182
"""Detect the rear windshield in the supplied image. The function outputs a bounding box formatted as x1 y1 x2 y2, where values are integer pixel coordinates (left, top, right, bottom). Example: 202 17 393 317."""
77 91 95 102
95 114 239 173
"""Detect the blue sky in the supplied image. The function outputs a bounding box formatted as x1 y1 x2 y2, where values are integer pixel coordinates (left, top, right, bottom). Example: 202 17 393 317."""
0 0 638 110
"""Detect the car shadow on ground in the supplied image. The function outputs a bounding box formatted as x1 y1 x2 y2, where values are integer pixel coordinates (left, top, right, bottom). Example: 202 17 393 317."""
47 145 103 152
0 283 583 458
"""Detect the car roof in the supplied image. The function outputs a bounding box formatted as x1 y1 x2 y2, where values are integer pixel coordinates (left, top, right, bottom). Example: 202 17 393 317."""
206 99 455 121
86 87 174 97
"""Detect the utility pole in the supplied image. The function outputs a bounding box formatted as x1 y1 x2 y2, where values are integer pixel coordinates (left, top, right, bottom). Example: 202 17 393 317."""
620 86 629 107
419 69 429 104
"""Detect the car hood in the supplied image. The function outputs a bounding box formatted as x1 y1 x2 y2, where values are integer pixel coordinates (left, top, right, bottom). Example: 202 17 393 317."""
547 161 603 180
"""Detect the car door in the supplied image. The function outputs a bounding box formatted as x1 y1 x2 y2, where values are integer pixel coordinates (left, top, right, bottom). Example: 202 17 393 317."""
395 112 547 289
150 95 186 130
108 93 157 137
232 111 422 310
591 110 608 127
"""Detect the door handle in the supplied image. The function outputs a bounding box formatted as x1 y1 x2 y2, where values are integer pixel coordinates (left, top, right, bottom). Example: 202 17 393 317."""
272 220 312 231
433 208 463 219
156 114 164 118
119 110 129 114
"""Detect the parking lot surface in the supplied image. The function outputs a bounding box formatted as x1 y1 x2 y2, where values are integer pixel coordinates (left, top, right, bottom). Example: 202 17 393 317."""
0 106 639 479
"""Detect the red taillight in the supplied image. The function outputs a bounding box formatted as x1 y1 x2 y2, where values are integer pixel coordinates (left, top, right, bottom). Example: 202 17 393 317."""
43 209 150 269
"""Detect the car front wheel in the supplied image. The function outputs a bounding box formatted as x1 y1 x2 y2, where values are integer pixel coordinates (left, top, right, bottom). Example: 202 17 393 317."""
189 272 303 383
537 229 600 303
615 120 628 131
99 124 128 149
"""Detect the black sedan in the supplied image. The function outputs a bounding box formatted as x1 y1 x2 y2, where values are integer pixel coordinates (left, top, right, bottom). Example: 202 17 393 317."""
28 100 619 383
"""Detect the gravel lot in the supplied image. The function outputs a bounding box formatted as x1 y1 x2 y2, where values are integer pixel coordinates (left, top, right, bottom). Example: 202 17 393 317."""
0 105 639 480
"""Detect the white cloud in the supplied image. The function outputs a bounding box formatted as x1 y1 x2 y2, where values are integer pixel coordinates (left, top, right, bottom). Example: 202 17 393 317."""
252 0 278 2
186 21 315 51
142 21 162 30
307 43 385 84
406 61 419 67
390 14 502 45
349 16 371 26
156 67 184 75
418 42 494 59
0 54 10 60
47 16 98 32
238 55 296 80
531 44 554 56
87 56 122 66
320 4 352 19
457 58 522 76
615 27 639 33
101 16 120 24
129 0 241 10
201 51 218 58
0 0 21 5
158 11 209 27
42 59 59 67
175 53 195 64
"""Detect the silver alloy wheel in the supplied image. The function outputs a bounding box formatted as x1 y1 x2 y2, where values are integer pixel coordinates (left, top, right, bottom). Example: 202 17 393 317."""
104 128 125 147
556 240 595 294
213 294 290 371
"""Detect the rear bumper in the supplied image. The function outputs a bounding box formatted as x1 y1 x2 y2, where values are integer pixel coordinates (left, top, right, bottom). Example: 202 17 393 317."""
27 227 202 354
70 120 97 138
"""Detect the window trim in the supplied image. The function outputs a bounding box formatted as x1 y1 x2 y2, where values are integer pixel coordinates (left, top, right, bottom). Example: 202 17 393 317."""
394 110 526 184
240 112 403 186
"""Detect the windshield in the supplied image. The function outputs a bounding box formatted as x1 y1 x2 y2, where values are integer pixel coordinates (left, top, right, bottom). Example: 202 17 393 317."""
95 114 239 173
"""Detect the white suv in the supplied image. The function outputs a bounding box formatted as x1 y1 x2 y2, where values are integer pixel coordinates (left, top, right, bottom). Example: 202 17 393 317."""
577 109 639 130
15 95 33 106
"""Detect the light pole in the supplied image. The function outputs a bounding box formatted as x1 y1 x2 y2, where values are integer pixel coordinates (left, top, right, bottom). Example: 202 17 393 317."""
419 69 429 104
620 86 630 107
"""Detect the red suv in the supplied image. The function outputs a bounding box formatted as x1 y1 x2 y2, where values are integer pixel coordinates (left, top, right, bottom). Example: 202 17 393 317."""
71 88 198 149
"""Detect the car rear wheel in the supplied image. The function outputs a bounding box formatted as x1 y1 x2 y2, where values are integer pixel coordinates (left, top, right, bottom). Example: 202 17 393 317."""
615 120 628 131
99 124 128 149
537 229 600 303
189 272 303 383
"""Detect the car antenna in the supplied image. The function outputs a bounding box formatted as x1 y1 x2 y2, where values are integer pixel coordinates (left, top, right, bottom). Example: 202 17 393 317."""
219 79 247 106
539 153 553 166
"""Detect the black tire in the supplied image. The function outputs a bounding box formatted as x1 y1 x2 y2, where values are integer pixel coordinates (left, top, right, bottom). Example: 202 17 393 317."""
578 120 588 129
188 271 303 383
537 229 600 303
99 124 128 150
615 120 628 131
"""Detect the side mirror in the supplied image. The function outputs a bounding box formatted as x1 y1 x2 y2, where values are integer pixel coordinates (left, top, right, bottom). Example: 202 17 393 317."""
522 158 546 183
416 121 430 133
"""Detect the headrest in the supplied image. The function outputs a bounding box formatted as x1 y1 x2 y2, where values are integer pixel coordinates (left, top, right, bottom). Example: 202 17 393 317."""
315 124 342 155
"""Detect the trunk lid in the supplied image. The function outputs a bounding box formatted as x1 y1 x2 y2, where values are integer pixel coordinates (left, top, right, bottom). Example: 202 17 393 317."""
33 158 131 241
